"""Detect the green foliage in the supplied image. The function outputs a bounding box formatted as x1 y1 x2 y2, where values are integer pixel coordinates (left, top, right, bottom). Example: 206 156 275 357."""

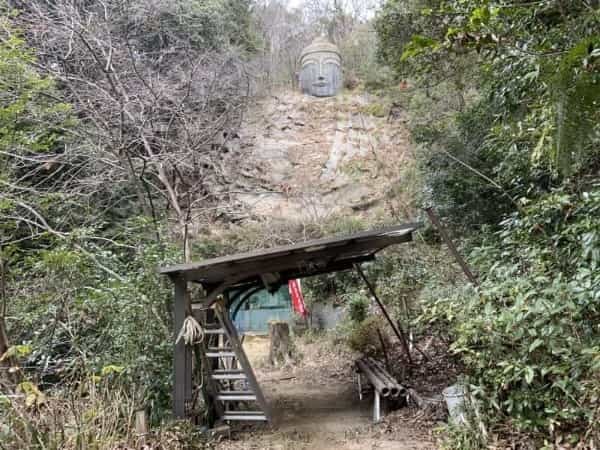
552 37 600 173
6 220 181 421
375 0 476 88
338 23 381 85
362 65 396 93
376 2 600 444
374 0 428 77
401 34 440 61
348 294 369 323
0 23 73 156
347 315 390 357
378 0 600 231
0 344 32 361
131 0 260 53
360 102 388 118
417 99 521 230
438 418 489 450
419 187 600 444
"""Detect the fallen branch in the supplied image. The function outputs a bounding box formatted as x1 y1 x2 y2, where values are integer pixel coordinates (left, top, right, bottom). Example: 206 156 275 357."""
261 376 296 383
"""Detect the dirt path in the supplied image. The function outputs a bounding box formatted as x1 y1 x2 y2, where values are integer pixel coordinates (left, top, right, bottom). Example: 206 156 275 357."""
231 91 414 223
216 336 437 450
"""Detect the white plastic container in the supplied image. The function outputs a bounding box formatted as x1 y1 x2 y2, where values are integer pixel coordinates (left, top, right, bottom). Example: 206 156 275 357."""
443 384 466 424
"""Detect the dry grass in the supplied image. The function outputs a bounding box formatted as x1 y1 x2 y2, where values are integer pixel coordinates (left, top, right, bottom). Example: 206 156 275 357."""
0 379 212 450
1 379 139 449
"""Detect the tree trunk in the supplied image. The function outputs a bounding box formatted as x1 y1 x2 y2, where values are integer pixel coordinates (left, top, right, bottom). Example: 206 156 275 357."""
0 317 9 362
0 253 18 385
268 321 293 367
0 253 7 360
0 257 7 360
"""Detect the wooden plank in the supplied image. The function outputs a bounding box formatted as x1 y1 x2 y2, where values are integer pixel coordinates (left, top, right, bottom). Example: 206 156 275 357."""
180 235 410 283
192 254 378 309
159 223 419 276
171 276 192 419
215 302 272 423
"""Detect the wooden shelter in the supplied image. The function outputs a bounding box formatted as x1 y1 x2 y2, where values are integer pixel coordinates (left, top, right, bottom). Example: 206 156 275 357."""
160 222 420 422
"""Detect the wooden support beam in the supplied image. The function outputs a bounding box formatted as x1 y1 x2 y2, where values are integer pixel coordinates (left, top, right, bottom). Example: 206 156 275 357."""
194 307 222 427
196 253 377 302
424 207 478 286
354 264 414 366
215 301 272 423
172 275 192 419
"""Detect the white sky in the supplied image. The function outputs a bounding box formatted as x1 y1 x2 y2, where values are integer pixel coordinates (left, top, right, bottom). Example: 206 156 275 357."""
279 0 380 19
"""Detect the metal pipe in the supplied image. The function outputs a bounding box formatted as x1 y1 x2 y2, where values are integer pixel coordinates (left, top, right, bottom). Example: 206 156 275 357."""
356 359 391 397
366 358 406 397
369 358 406 396
361 358 396 396
364 359 400 397
373 390 381 422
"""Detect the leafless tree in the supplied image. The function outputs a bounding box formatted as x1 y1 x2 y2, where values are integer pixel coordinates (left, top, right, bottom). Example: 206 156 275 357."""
254 1 315 90
253 0 382 92
8 0 252 260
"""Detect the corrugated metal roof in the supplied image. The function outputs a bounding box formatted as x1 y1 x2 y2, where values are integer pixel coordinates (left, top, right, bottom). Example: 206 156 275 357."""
160 223 421 288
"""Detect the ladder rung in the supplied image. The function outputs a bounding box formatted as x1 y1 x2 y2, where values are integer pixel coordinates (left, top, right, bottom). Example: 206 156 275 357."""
203 328 225 335
206 351 236 358
208 347 233 352
217 392 257 401
212 370 247 380
222 411 267 421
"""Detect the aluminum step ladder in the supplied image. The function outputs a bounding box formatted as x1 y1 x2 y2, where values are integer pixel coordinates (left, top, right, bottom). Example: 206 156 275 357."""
202 303 271 424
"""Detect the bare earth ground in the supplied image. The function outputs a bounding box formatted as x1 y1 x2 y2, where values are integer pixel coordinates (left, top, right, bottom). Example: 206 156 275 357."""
215 335 440 450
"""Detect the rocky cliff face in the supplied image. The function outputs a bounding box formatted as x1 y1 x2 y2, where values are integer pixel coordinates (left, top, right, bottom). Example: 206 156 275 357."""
225 91 414 225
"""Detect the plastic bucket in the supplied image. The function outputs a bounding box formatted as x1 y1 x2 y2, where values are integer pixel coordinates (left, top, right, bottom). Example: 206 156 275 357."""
443 384 466 424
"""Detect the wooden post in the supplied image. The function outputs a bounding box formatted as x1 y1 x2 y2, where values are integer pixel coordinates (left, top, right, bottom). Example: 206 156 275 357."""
0 252 10 363
135 409 149 445
0 252 19 385
376 327 390 372
172 275 192 419
268 321 293 367
424 207 479 286
354 264 414 366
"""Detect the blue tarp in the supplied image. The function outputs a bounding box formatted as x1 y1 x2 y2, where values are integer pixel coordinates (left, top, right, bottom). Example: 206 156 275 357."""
231 285 292 334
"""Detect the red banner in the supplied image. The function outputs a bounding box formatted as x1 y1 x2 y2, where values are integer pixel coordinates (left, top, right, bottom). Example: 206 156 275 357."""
288 279 308 318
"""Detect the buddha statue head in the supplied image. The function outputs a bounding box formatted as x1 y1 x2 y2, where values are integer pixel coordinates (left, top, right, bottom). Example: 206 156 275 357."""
298 37 343 97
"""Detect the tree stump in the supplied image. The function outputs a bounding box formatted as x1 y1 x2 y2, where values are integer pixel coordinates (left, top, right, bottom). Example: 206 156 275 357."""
268 321 294 367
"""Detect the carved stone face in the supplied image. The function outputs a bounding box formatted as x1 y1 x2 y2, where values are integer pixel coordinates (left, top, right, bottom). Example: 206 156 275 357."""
299 38 342 98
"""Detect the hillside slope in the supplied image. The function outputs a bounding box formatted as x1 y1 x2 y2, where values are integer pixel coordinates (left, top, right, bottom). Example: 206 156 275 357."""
229 91 414 225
